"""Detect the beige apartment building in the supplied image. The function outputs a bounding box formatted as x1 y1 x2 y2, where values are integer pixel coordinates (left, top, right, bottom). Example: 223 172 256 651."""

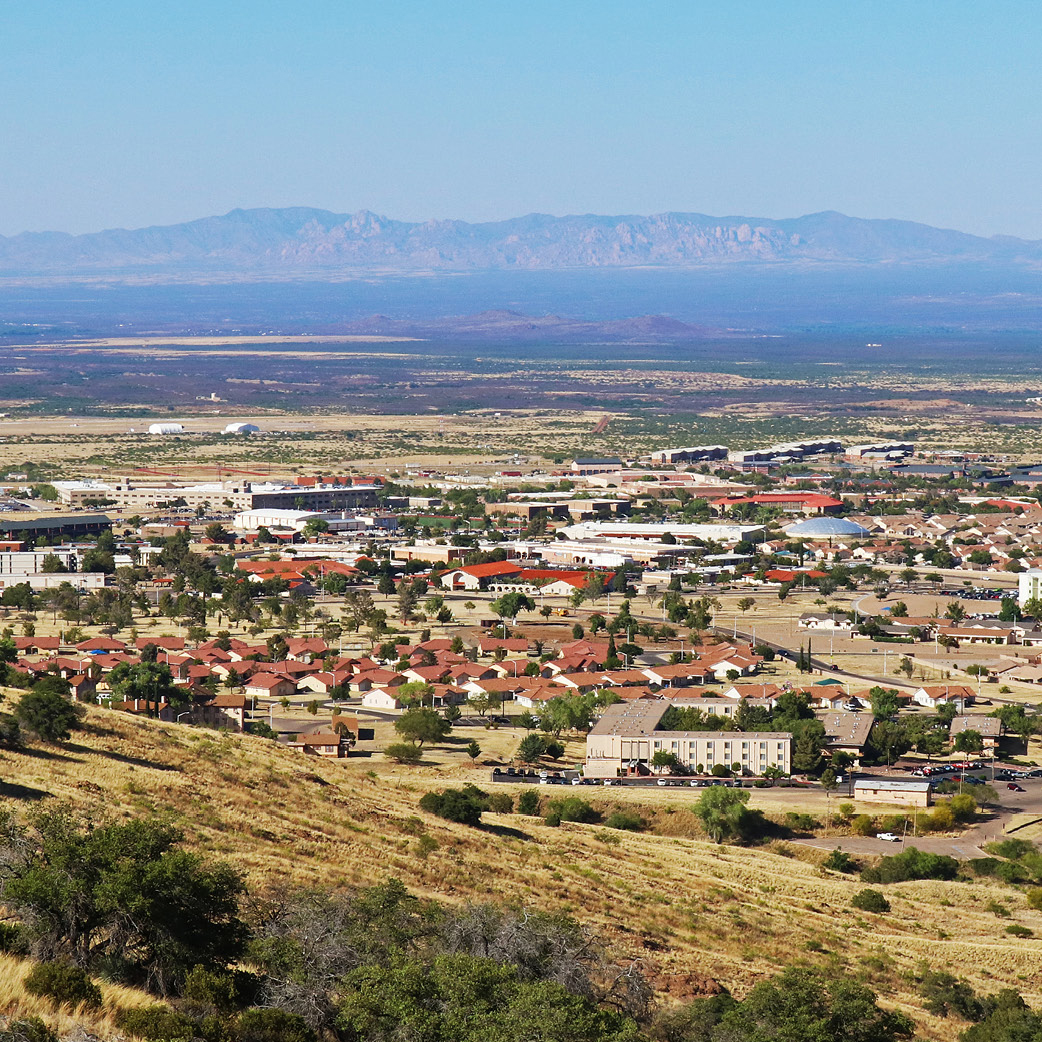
585 700 791 778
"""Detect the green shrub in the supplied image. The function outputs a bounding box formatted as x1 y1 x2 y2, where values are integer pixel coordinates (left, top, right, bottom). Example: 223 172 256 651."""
544 811 561 827
235 1008 317 1042
1006 924 1034 938
23 961 102 1010
851 889 890 913
783 812 820 832
1027 888 1042 910
182 965 257 1013
545 797 600 825
603 810 644 832
990 838 1035 860
996 860 1028 884
861 847 959 884
516 789 540 816
0 922 27 955
384 742 423 765
851 814 876 836
0 1019 58 1042
487 792 513 814
967 857 1001 878
917 967 982 1020
114 1005 197 1040
986 900 1011 918
418 788 485 826
823 848 858 873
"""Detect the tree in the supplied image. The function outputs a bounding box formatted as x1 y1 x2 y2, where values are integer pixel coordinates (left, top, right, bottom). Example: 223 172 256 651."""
792 720 827 775
0 810 246 996
870 686 901 719
466 740 481 761
39 553 66 574
954 728 984 753
715 966 914 1042
384 742 423 765
14 684 81 743
108 661 185 717
737 597 755 614
889 600 908 618
467 691 502 720
418 788 485 827
517 733 548 763
694 786 754 844
489 591 535 622
335 951 641 1042
377 573 395 596
945 600 967 624
651 750 684 774
393 708 451 748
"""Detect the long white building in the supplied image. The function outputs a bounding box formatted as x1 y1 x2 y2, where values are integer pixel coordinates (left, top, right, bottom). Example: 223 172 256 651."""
559 521 765 544
585 700 792 779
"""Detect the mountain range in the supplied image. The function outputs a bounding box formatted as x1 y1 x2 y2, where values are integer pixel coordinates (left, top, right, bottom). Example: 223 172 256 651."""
2 208 1041 275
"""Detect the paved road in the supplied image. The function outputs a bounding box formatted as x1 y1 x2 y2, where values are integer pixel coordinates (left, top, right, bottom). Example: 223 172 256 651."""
794 779 1042 859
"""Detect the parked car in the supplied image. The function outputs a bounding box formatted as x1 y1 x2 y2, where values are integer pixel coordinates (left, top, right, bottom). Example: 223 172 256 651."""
876 832 901 842
1008 783 1025 792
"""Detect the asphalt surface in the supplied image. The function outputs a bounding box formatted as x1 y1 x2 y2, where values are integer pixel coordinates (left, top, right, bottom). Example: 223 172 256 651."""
795 778 1042 858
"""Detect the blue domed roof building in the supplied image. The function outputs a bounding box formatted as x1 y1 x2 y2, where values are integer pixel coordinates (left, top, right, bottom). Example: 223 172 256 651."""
785 517 871 540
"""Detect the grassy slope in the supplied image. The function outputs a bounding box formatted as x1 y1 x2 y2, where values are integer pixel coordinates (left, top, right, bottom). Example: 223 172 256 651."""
3 703 1042 1040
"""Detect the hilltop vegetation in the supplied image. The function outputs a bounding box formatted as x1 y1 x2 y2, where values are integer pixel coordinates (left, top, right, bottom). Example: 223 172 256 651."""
0 702 1038 1039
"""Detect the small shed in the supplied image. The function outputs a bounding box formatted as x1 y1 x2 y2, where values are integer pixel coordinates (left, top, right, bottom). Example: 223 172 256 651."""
853 777 932 807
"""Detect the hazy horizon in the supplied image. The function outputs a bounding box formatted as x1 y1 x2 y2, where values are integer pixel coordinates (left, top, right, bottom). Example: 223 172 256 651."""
3 2 1041 238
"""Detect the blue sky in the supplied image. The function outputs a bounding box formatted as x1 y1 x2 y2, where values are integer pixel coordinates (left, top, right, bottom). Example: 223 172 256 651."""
2 1 1040 236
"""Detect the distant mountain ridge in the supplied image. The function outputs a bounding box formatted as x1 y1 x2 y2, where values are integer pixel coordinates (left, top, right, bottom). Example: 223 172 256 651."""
2 207 1041 274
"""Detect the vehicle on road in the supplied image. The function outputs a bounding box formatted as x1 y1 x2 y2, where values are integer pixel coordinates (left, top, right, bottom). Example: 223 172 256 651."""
1008 783 1025 792
876 832 901 842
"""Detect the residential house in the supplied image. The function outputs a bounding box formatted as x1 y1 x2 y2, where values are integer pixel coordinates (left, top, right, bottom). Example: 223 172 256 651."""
243 673 298 700
913 685 976 710
286 731 346 757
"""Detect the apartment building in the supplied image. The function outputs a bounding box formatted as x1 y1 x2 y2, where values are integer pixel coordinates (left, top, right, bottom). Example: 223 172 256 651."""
584 700 791 779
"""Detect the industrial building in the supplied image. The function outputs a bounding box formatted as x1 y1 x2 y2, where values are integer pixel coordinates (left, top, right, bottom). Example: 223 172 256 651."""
647 445 729 464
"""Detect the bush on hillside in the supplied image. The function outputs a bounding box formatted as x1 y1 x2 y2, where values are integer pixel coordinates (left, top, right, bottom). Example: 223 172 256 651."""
603 810 645 832
851 889 890 914
115 1006 197 1040
860 847 959 884
384 742 423 765
823 848 858 873
0 1020 58 1042
23 961 102 1010
516 789 540 816
418 787 485 826
235 1008 317 1042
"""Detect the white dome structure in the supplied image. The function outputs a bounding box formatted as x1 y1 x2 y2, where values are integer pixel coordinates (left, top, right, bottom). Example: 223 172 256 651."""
147 422 186 435
223 422 260 434
785 517 871 540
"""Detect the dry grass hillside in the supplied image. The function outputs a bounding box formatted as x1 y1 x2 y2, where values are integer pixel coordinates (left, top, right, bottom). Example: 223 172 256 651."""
1 702 1040 1040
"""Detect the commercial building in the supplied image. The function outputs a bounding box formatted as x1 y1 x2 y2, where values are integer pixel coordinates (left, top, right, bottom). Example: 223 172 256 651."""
0 514 112 541
560 521 765 544
584 700 791 778
51 480 378 513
